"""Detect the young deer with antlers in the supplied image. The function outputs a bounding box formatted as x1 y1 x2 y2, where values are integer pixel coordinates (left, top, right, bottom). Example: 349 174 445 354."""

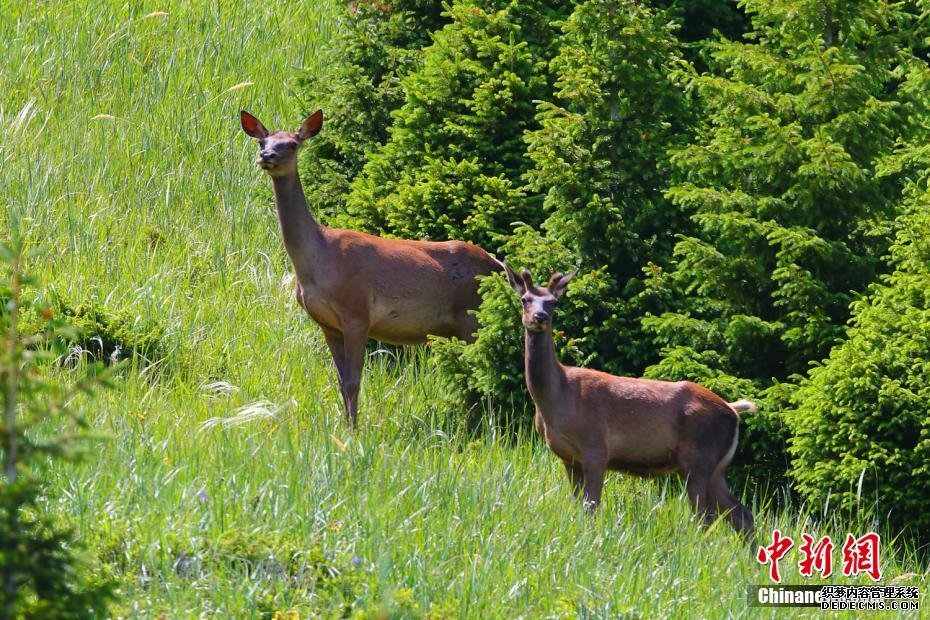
504 264 755 534
241 110 501 427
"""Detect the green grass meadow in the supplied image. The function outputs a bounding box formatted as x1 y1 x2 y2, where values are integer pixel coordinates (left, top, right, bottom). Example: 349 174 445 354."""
1 1 927 617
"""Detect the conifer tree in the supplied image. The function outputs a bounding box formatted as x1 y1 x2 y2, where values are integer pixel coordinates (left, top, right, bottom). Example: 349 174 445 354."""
789 187 930 538
299 0 448 220
337 0 569 248
640 0 930 481
435 0 693 418
643 2 928 391
526 0 691 283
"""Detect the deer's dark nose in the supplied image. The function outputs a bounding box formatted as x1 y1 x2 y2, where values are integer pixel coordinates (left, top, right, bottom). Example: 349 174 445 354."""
532 311 549 323
260 153 274 163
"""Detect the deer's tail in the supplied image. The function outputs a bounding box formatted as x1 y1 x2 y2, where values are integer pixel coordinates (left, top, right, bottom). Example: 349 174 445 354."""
728 399 758 415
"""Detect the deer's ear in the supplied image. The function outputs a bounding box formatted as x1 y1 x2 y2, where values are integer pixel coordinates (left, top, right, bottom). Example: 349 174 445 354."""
240 110 268 139
548 270 576 299
503 262 525 294
298 109 323 140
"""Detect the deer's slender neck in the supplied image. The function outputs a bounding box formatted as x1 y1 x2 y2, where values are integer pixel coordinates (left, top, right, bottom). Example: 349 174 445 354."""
269 171 324 274
525 328 565 412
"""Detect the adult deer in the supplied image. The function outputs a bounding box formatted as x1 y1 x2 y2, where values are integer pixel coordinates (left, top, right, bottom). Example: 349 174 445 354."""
504 264 755 535
240 109 501 427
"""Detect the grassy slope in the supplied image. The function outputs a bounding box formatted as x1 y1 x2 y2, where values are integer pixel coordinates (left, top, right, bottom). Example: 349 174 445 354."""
1 1 926 617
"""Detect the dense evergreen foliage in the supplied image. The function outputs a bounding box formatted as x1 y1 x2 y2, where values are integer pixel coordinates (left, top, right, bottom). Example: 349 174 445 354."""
337 0 569 248
435 0 694 422
301 0 930 531
646 0 929 385
789 142 930 538
641 0 930 482
298 0 448 220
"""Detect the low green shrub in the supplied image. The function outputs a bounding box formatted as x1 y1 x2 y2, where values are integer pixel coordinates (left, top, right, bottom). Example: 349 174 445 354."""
0 242 115 618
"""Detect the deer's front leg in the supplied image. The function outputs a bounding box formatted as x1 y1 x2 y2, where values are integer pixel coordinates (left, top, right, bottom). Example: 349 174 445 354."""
322 328 351 422
561 459 584 499
338 323 368 429
580 454 607 512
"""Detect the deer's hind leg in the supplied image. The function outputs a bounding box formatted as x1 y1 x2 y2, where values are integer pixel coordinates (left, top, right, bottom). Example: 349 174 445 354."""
452 309 480 344
678 447 717 526
708 472 754 536
706 416 754 535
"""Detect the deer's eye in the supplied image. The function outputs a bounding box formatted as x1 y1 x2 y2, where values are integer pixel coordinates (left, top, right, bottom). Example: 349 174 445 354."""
521 299 529 306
